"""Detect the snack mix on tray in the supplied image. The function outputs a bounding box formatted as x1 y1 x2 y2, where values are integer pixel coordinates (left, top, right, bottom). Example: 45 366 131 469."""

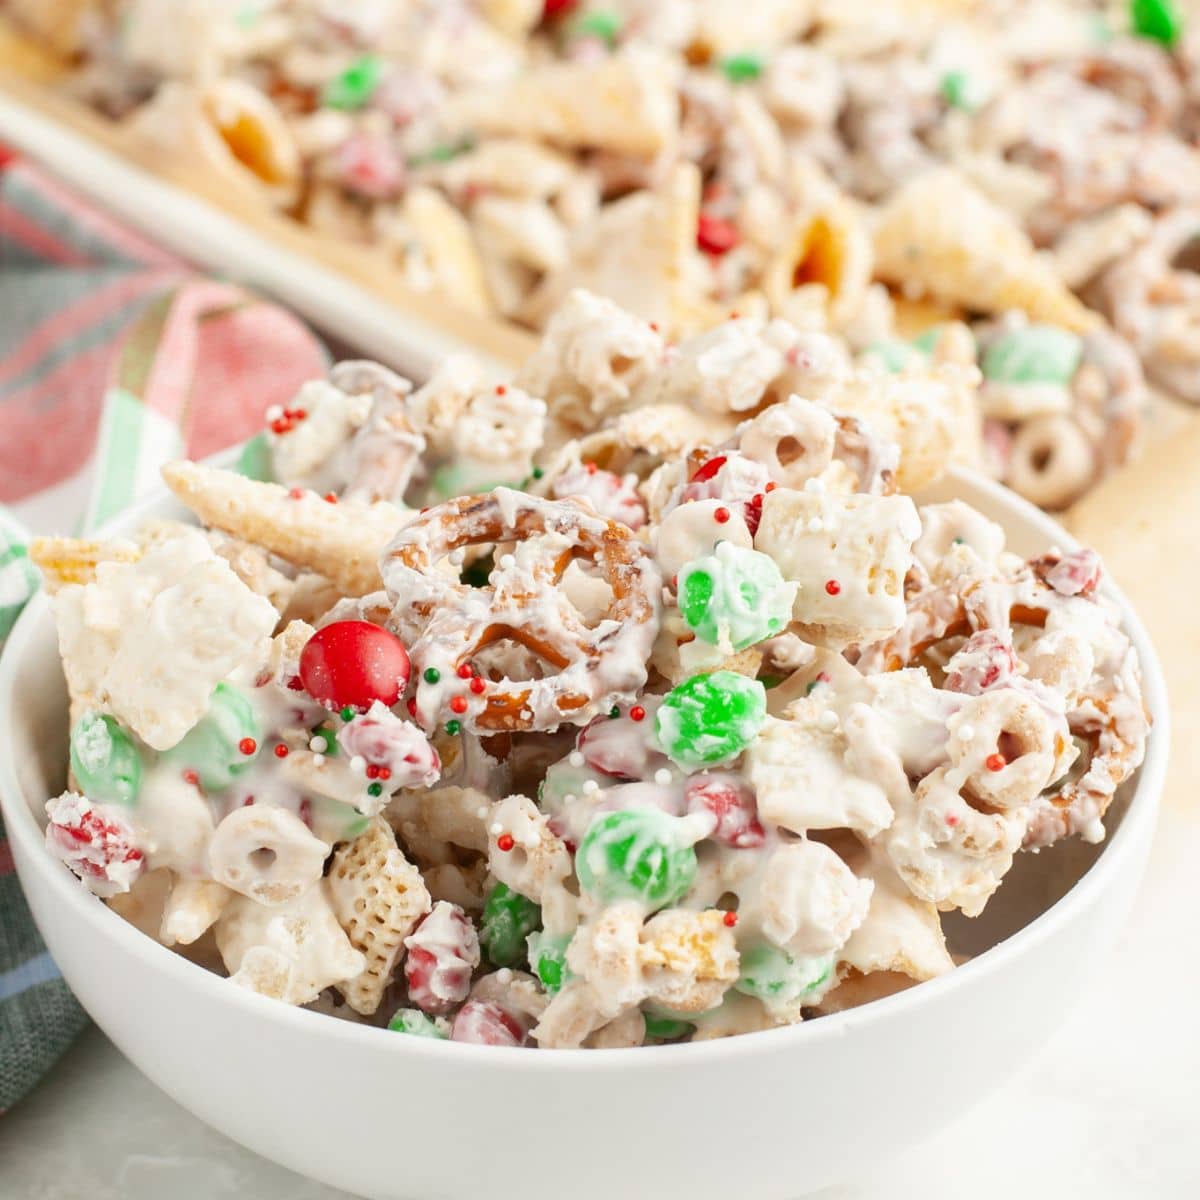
34 290 1151 1047
7 0 1199 506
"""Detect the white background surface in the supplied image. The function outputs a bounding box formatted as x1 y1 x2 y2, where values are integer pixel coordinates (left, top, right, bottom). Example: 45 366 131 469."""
3 808 1196 1200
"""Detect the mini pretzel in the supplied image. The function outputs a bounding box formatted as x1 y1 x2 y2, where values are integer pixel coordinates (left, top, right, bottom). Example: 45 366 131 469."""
858 555 1148 848
382 489 662 733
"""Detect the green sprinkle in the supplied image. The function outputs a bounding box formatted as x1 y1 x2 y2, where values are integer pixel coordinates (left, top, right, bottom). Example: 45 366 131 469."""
655 671 766 769
805 679 819 695
572 10 622 44
940 70 974 111
643 1013 695 1040
721 52 763 83
423 667 441 685
531 466 545 480
324 55 385 111
1131 0 1183 47
340 706 356 723
445 719 461 736
577 809 697 909
609 706 621 719
952 537 965 545
367 782 383 798
387 1008 448 1038
480 884 542 968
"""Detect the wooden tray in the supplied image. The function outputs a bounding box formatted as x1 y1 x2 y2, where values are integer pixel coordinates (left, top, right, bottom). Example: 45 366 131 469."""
0 21 536 378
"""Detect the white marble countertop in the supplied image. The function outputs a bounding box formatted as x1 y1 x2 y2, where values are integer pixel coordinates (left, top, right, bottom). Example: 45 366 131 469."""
3 805 1197 1200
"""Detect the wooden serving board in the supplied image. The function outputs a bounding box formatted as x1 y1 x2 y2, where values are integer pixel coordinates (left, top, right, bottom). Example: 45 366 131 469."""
0 21 537 377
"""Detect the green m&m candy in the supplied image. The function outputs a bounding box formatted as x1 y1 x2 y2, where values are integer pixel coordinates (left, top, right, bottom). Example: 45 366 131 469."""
1131 0 1183 46
387 1008 448 1039
721 52 764 83
678 543 796 653
643 1012 695 1040
980 325 1082 387
655 671 766 770
576 809 698 909
164 683 260 791
734 943 834 1007
527 930 573 993
69 713 143 807
480 884 541 968
324 55 385 110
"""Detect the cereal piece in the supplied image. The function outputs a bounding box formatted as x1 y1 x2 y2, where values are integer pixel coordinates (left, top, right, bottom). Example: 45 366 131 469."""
160 878 232 947
487 794 574 915
328 818 432 1016
53 528 276 751
208 805 330 907
754 487 919 648
162 461 407 597
873 169 1098 332
29 537 141 594
217 885 366 1007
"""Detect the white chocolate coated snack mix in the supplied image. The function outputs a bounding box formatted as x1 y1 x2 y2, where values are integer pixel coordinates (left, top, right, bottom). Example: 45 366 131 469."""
38 291 1151 1047
10 0 1200 505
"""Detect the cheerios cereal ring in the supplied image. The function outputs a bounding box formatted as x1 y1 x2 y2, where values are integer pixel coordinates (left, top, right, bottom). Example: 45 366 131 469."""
383 490 661 732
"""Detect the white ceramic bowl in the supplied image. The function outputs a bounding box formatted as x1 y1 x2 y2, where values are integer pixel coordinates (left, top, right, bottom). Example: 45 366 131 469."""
0 470 1167 1200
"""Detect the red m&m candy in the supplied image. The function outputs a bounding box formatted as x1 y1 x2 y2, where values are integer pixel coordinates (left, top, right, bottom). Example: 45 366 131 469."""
298 621 410 712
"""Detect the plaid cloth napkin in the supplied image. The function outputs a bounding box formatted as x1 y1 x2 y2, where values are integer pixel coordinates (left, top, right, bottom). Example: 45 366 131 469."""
0 149 328 1112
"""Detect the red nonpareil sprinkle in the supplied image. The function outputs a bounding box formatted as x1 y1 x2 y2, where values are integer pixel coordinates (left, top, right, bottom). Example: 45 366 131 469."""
365 763 380 779
495 384 507 395
825 579 841 596
239 737 257 756
765 481 777 492
469 676 486 694
288 487 304 500
274 743 290 758
242 795 255 806
713 506 731 524
407 697 418 717
690 455 727 483
377 767 391 781
722 910 739 928
986 753 1006 772
946 813 960 827
729 310 740 319
496 833 515 852
697 212 740 255
182 770 200 787
585 462 598 475
649 322 659 332
629 705 646 722
324 492 338 504
287 408 307 421
449 695 468 714
456 663 474 679
271 418 292 435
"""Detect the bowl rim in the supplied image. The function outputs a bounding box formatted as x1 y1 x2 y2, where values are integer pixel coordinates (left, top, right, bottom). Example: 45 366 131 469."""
0 466 1169 1070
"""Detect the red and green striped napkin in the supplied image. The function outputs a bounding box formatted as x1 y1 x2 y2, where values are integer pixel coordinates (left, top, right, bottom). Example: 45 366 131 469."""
0 147 328 1112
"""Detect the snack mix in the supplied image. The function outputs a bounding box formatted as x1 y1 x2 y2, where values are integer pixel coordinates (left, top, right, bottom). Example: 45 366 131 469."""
6 0 1199 506
35 290 1151 1047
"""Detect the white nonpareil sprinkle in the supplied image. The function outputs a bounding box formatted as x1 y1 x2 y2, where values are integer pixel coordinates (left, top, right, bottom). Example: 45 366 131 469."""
956 725 975 742
807 517 824 533
265 405 283 422
568 751 585 768
654 768 673 787
582 779 599 795
498 554 516 570
310 735 328 754
448 549 465 565
312 754 326 767
349 755 367 774
804 477 826 495
818 710 839 732
489 822 504 836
